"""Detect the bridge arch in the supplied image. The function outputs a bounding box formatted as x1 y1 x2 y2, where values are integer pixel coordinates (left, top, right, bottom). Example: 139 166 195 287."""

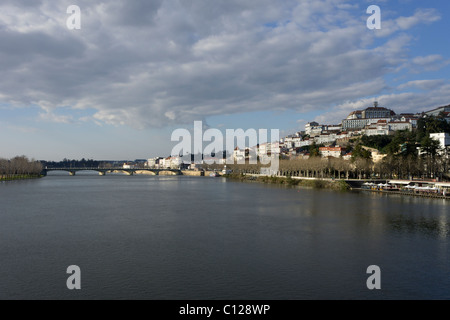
43 167 181 176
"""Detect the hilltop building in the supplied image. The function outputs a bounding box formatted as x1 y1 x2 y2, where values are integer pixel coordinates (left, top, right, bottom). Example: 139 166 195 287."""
425 105 450 117
342 102 396 130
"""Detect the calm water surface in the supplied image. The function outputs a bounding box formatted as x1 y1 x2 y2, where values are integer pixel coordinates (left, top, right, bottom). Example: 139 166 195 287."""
0 174 449 299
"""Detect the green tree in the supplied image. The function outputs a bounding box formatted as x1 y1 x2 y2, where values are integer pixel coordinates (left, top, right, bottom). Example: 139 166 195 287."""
420 136 440 157
416 116 450 142
309 142 321 157
352 144 371 160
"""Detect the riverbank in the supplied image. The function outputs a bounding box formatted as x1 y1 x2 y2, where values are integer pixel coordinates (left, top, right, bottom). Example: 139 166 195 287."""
223 173 350 191
222 173 450 200
357 188 450 199
0 174 43 182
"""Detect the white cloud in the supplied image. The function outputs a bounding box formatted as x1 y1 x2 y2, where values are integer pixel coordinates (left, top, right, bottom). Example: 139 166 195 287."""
0 0 446 129
397 79 445 90
410 55 450 72
396 8 440 30
375 8 441 37
315 81 450 124
38 111 73 124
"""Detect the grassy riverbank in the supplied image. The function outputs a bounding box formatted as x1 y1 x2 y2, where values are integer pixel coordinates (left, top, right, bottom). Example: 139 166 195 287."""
223 173 350 192
0 174 43 182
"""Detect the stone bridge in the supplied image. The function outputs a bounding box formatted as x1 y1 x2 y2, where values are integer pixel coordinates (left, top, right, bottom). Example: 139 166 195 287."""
42 167 182 176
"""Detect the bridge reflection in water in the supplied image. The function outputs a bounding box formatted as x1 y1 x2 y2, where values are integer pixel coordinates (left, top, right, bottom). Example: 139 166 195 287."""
42 167 182 176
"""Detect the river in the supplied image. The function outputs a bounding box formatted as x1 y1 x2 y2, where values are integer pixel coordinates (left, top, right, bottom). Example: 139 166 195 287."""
0 173 448 299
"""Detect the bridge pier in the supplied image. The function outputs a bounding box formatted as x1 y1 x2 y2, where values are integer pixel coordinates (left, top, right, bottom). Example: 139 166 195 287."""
69 171 76 176
99 172 106 176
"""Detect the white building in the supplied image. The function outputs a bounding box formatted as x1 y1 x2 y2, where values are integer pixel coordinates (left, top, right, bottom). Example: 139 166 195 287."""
431 133 450 148
425 105 450 117
400 114 419 127
257 142 280 162
314 133 338 145
342 102 396 130
170 156 182 169
324 124 342 132
283 136 305 149
160 157 182 169
305 122 323 136
389 121 413 132
430 133 450 156
362 120 412 136
297 139 312 147
123 163 136 169
233 148 245 162
363 120 390 136
319 146 346 158
146 157 163 168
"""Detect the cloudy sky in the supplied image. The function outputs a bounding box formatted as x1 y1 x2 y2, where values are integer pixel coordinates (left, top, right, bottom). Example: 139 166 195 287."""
0 0 449 160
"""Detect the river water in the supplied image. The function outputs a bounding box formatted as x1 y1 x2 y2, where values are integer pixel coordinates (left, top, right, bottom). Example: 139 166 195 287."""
0 174 448 299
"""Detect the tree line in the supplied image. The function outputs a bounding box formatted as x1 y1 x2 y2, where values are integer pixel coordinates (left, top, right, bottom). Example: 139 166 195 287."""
41 158 103 168
0 156 43 179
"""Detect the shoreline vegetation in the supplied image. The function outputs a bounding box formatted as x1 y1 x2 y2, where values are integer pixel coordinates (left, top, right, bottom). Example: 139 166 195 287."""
221 173 450 199
0 174 43 182
0 156 43 182
223 173 351 192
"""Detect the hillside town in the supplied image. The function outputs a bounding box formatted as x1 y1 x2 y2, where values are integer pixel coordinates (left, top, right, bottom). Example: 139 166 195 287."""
140 102 450 170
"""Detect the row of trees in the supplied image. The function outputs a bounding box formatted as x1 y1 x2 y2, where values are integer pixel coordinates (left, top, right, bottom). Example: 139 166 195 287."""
203 158 373 180
0 156 43 179
204 152 449 181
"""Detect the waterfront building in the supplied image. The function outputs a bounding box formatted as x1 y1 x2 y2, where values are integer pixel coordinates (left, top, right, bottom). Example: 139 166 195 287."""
159 157 182 169
146 157 163 168
168 156 183 169
123 162 136 169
